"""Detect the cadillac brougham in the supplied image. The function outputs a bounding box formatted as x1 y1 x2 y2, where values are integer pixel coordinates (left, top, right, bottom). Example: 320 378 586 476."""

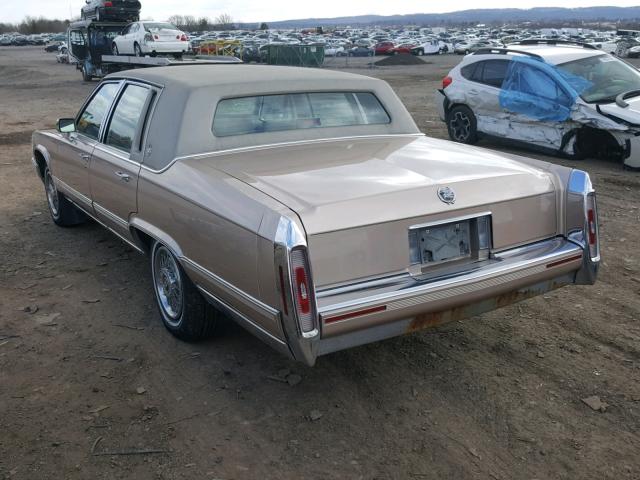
32 65 600 366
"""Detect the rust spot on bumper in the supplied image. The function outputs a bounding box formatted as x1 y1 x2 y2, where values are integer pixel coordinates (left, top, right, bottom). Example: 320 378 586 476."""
406 279 570 334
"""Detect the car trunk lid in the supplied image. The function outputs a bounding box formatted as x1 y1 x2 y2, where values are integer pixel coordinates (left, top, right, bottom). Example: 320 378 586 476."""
198 135 558 286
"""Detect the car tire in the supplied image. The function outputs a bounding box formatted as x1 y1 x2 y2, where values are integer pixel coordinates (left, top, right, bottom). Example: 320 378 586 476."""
81 65 92 81
44 167 86 227
134 43 142 57
465 49 470 55
95 8 101 21
151 242 221 341
112 43 119 55
418 49 424 56
447 105 478 145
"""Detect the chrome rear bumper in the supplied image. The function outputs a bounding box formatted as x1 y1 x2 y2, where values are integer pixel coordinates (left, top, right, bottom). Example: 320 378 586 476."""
288 236 594 364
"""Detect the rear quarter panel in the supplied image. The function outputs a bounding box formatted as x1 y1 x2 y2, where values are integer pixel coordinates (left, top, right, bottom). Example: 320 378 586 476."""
135 159 292 340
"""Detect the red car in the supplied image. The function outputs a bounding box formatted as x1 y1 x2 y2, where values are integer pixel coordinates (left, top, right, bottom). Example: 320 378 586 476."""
390 43 417 55
374 42 395 55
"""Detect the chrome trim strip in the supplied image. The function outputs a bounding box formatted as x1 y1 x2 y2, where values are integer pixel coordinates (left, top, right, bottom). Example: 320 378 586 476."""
180 256 280 322
139 133 425 174
67 200 144 254
93 144 138 166
408 211 492 231
317 237 582 318
54 176 92 207
317 274 574 356
93 203 129 229
196 285 291 359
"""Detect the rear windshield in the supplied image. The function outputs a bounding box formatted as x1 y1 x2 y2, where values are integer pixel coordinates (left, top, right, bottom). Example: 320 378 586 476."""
212 92 390 137
143 23 177 31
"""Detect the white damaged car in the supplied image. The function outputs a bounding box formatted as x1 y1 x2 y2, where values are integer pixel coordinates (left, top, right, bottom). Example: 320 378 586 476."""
436 40 640 170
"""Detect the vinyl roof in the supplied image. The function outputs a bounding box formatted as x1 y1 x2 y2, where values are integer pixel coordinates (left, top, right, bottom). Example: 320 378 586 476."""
108 64 382 90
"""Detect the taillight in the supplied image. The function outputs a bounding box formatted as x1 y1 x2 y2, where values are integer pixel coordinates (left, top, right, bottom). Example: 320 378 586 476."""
180 34 188 41
290 247 316 334
586 193 599 260
154 35 159 40
104 1 113 6
144 33 153 42
442 76 453 89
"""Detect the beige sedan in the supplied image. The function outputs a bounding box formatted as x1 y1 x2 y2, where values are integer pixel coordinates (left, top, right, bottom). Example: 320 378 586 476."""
31 65 600 366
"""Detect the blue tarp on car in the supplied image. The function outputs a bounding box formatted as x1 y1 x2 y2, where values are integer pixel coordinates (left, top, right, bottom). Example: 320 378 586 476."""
499 56 592 122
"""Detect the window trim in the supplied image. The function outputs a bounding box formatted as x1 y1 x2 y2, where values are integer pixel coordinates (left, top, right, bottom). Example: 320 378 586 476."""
211 90 392 138
98 80 159 162
102 81 151 156
74 80 123 142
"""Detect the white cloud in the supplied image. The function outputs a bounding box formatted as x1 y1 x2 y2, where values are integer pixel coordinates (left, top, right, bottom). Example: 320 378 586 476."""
2 0 639 24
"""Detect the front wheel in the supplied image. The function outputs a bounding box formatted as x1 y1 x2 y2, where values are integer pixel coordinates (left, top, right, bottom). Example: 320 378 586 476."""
151 242 221 341
447 105 478 145
44 167 86 227
112 43 119 55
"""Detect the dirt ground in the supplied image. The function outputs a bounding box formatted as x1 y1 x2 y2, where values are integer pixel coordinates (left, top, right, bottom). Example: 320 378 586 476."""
1 47 640 480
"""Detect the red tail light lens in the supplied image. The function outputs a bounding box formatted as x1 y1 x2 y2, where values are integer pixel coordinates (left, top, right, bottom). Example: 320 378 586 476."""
290 248 316 334
154 35 159 40
442 76 453 89
586 193 599 259
104 1 113 6
180 34 188 41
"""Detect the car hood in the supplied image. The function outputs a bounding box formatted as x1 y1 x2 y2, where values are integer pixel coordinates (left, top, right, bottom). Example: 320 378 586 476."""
598 95 640 126
197 135 555 235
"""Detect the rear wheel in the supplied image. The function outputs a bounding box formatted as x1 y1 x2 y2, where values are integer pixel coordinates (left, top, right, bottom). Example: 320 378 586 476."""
81 64 92 81
447 105 478 144
151 242 221 341
417 49 424 56
44 167 86 227
134 43 142 57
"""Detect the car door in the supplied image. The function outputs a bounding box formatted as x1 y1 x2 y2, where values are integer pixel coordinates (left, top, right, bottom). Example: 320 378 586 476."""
54 81 121 210
118 24 134 54
89 82 155 239
499 61 575 148
460 59 510 137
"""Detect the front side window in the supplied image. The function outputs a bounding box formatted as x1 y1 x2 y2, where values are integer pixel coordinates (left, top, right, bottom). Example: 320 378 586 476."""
76 82 120 140
213 92 390 137
105 84 150 153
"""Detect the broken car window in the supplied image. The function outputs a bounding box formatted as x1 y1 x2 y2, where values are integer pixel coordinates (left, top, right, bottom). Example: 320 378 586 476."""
558 54 640 104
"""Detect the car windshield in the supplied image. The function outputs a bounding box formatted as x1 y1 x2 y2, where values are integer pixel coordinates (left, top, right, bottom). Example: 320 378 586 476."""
143 23 177 31
558 54 640 103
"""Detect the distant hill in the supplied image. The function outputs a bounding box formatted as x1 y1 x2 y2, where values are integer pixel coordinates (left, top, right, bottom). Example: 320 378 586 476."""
246 7 640 28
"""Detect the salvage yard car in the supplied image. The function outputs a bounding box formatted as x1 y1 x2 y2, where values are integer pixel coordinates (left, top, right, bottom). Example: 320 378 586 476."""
81 0 141 22
31 65 600 366
111 21 190 57
436 40 640 169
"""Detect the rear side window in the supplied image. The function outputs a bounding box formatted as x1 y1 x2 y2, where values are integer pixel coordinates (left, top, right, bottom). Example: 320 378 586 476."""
213 92 390 137
76 82 120 140
105 84 150 153
462 60 510 88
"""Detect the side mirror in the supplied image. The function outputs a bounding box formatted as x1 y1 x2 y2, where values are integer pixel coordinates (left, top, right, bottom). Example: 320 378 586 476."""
57 118 76 133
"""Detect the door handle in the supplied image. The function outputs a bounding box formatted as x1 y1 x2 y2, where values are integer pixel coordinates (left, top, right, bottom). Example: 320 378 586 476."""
115 171 131 182
78 153 91 167
469 89 479 95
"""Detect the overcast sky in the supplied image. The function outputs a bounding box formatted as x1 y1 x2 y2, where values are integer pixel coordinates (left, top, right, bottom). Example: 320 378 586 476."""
3 0 640 24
